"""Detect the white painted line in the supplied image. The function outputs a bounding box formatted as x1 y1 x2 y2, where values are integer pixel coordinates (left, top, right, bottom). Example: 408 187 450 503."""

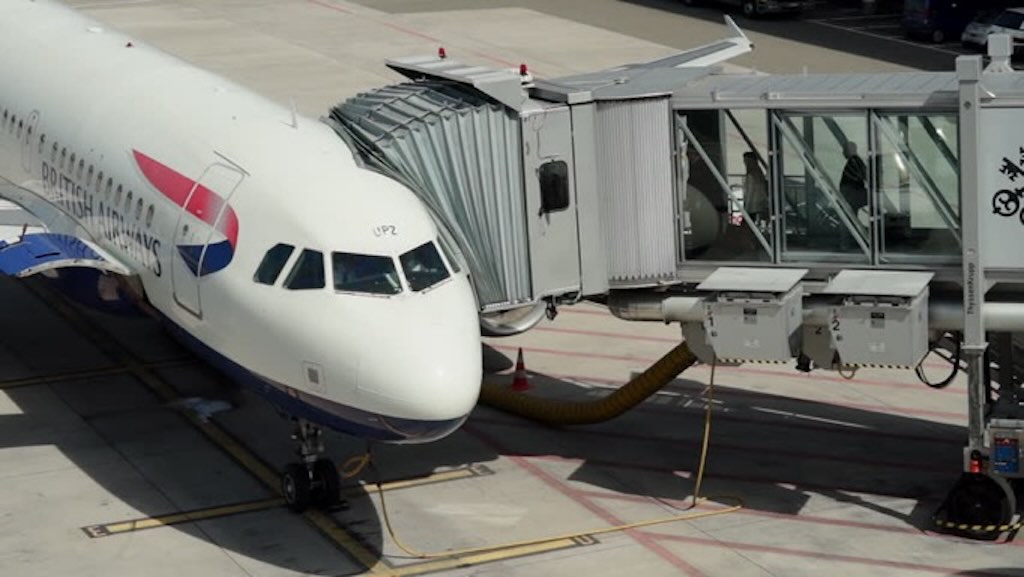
810 20 963 56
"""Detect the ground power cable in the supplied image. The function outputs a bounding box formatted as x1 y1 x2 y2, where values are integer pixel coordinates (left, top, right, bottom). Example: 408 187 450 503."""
364 356 743 560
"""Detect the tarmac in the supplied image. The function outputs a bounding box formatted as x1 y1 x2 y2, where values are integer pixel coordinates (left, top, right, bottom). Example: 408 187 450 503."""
2 0 1023 575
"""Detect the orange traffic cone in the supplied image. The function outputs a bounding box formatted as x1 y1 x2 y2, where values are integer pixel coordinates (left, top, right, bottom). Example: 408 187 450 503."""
511 348 530 392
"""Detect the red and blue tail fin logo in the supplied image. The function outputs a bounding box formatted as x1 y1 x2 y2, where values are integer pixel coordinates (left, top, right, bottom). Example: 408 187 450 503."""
133 151 239 276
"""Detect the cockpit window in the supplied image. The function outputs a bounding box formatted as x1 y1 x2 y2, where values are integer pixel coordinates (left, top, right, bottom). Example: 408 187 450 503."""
332 252 402 295
284 249 325 290
400 242 450 292
254 243 295 285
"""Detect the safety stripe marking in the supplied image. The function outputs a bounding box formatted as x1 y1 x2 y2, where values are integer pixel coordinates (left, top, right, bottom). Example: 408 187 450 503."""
719 358 788 365
933 519 1024 533
0 358 197 390
81 466 492 538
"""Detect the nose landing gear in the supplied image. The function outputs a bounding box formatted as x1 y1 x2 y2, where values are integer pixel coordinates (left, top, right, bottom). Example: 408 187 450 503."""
281 419 345 513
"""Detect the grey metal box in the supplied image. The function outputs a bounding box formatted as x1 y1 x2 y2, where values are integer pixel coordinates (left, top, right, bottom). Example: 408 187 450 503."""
698 268 807 362
824 270 932 368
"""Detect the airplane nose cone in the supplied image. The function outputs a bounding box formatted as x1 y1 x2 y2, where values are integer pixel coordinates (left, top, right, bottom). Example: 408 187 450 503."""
358 322 482 422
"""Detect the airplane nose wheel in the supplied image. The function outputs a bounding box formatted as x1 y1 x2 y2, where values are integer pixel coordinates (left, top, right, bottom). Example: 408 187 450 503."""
281 419 346 513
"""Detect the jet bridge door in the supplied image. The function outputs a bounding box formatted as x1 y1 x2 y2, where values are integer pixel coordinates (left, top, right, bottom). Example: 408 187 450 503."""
171 161 245 318
521 106 581 299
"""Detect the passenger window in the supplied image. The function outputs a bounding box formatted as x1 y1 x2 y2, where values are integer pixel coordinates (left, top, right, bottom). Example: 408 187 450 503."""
124 190 132 213
77 159 84 179
38 134 45 155
399 242 450 292
254 243 295 285
284 249 325 290
114 184 122 206
87 165 93 184
69 153 76 170
60 148 67 169
135 198 143 220
51 142 58 163
333 252 402 295
145 205 155 228
105 178 112 199
539 160 570 213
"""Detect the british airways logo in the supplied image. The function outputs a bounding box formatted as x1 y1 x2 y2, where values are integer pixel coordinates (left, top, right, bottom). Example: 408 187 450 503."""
133 151 239 277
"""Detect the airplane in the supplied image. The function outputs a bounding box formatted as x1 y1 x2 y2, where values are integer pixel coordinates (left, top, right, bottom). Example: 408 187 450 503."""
0 0 753 514
0 0 483 513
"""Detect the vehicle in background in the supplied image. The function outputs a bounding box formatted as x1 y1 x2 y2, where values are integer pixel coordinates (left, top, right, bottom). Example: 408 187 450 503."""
961 9 1002 50
985 7 1024 52
681 0 812 18
902 0 1019 43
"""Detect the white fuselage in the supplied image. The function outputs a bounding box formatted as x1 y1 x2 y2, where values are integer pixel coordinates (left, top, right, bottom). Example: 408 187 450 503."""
0 0 482 442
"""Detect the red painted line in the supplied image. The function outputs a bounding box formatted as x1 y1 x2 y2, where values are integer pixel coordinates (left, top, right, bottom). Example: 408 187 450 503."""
532 326 953 370
464 425 708 577
639 531 1015 576
535 326 678 344
480 444 945 502
577 489 1024 549
491 343 962 395
470 416 956 474
524 371 967 421
559 307 613 316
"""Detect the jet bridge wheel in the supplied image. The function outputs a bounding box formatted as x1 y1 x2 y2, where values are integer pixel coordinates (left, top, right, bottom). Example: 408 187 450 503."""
282 464 312 513
935 473 1020 540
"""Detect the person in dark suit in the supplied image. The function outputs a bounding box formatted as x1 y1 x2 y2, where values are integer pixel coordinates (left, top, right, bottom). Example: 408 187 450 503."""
839 141 867 215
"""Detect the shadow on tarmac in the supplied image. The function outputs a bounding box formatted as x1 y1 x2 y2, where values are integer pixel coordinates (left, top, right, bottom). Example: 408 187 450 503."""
477 343 968 534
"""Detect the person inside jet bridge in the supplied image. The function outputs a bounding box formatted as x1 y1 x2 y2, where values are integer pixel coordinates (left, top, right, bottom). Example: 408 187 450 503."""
840 140 868 215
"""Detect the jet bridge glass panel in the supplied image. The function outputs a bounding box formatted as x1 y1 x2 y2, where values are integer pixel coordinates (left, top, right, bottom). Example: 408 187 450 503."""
774 111 870 264
678 109 772 263
872 112 960 263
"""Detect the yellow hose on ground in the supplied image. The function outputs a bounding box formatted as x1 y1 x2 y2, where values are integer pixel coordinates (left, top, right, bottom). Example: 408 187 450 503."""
478 341 698 426
371 353 743 560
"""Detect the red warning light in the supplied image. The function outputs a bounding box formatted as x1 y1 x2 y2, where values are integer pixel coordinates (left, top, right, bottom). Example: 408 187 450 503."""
519 63 528 76
438 47 447 59
969 456 983 474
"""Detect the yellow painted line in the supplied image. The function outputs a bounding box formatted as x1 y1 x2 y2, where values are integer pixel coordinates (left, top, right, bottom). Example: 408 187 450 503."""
348 465 491 496
0 358 197 390
24 282 390 574
305 510 398 577
391 537 592 576
29 283 494 576
84 466 492 538
83 497 285 537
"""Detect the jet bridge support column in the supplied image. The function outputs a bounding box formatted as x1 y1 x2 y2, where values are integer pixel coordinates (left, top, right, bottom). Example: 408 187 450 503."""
932 55 1021 540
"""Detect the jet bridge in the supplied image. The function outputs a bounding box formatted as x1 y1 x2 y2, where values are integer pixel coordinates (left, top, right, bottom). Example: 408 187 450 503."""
329 31 1024 537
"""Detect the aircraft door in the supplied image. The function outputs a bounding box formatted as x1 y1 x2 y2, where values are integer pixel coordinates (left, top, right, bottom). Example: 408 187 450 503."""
521 106 581 299
171 161 245 318
21 110 39 173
